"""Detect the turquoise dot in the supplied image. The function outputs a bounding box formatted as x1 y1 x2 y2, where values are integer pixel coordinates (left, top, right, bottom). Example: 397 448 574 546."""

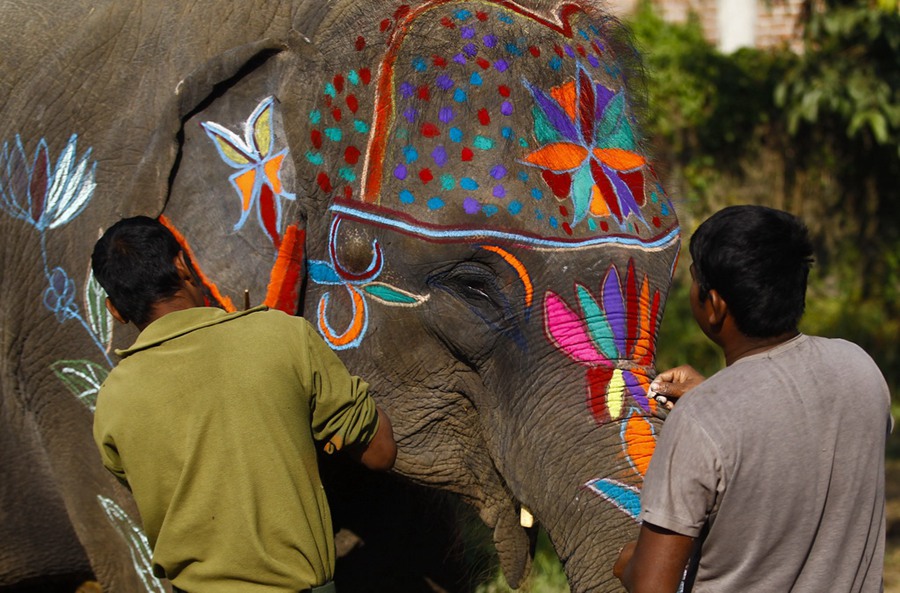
531 188 543 200
338 167 356 182
324 83 337 97
449 127 463 142
588 219 597 231
305 151 323 165
454 88 468 103
483 205 499 216
399 190 415 204
519 137 528 147
309 110 322 124
353 120 370 133
549 216 559 228
535 209 544 220
650 191 659 203
460 177 479 190
501 127 513 139
499 13 513 24
454 8 472 20
427 197 445 210
396 128 409 139
403 145 419 163
413 57 427 72
549 57 562 71
324 128 342 141
518 171 529 182
661 203 670 216
473 136 494 150
348 70 360 85
470 72 483 86
508 201 522 215
440 175 455 190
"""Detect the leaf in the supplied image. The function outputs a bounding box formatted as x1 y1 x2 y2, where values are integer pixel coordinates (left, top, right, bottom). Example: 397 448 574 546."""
97 496 166 593
201 121 253 167
46 135 96 230
250 97 275 158
51 359 108 412
363 282 427 306
85 268 113 349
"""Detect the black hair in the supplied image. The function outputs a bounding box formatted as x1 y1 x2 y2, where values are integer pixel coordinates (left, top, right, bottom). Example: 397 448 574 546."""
689 205 814 338
91 216 184 326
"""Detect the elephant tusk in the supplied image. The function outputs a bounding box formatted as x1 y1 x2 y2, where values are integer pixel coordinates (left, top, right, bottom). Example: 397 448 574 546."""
519 506 534 528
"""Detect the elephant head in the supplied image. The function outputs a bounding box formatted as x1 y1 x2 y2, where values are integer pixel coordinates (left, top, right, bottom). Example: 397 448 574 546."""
0 1 678 591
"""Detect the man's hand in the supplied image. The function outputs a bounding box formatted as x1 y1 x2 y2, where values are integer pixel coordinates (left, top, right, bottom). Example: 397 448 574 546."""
613 523 694 593
649 365 706 410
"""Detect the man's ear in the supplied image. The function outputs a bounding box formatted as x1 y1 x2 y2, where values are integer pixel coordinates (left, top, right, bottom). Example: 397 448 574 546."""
105 297 128 325
706 289 729 330
173 251 193 284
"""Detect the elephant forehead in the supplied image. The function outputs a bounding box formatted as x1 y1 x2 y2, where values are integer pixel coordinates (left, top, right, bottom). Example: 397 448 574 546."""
305 1 677 246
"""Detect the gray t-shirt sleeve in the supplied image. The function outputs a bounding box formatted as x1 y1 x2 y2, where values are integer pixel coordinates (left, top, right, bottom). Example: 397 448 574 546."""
639 406 724 538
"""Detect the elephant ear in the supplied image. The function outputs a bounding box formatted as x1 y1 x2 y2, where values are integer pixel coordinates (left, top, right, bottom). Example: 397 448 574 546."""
129 35 315 315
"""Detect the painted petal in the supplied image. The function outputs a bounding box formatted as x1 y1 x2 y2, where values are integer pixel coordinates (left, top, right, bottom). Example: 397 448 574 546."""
47 136 96 230
625 261 639 359
202 121 254 167
364 282 427 306
263 151 287 195
51 359 108 412
570 163 594 225
634 275 653 364
230 168 257 221
85 269 113 350
596 93 636 150
599 162 643 221
587 365 614 424
521 143 587 171
589 182 611 217
624 370 651 413
590 158 622 221
29 140 49 224
576 284 617 360
524 79 580 143
541 169 572 198
549 80 577 122
619 169 646 207
250 97 275 157
607 368 626 419
308 260 342 284
601 265 626 357
544 291 606 365
592 148 646 171
7 138 30 213
577 65 596 145
257 182 281 249
585 478 641 520
98 496 165 593
624 412 656 477
594 83 615 115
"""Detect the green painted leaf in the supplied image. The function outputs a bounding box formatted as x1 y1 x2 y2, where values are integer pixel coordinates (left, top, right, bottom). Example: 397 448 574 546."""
98 496 166 593
597 94 636 151
51 359 108 412
363 283 426 306
533 106 561 145
85 269 113 349
576 285 618 359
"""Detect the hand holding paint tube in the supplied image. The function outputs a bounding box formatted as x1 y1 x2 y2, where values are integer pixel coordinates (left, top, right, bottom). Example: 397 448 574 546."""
648 365 706 410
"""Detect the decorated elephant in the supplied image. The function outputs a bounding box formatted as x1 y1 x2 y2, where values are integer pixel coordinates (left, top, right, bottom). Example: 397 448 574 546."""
0 1 680 592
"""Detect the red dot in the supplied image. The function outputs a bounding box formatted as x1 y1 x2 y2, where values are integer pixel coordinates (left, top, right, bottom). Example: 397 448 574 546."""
355 36 366 52
554 45 564 58
344 146 361 165
559 205 569 217
562 222 573 235
461 147 473 161
440 16 455 28
652 216 661 228
380 18 392 32
478 108 491 126
592 41 604 55
311 130 322 149
419 168 434 184
360 68 372 85
317 172 332 193
333 75 344 94
418 85 430 101
331 108 342 122
529 46 541 57
476 57 490 70
421 122 440 138
346 95 359 113
498 85 510 97
432 55 447 68
600 221 609 231
476 11 488 20
577 45 587 57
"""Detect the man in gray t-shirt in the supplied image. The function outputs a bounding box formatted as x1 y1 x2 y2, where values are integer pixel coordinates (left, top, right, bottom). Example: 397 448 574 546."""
614 206 891 592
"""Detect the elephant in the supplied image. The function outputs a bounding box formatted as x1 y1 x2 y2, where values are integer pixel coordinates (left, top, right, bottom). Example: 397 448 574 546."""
0 1 681 592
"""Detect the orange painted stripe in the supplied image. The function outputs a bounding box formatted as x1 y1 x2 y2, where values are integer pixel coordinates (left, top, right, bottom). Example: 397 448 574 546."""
264 224 305 314
480 245 533 309
317 285 365 347
158 215 236 312
625 414 656 477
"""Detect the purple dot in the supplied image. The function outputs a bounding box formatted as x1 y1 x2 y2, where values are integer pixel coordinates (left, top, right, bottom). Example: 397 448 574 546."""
463 197 480 214
436 74 455 91
400 82 415 98
404 107 418 122
483 34 497 48
494 59 509 72
500 101 513 116
454 53 467 65
493 185 506 198
394 164 408 180
490 165 507 179
439 107 455 123
432 146 448 167
463 43 478 57
565 45 576 58
461 26 475 39
588 55 600 68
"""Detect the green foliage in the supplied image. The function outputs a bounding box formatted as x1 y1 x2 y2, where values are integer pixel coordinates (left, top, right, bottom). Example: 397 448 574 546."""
475 530 569 593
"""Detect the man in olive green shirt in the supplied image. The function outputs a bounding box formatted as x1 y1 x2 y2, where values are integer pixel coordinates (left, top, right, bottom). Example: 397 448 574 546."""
91 216 396 593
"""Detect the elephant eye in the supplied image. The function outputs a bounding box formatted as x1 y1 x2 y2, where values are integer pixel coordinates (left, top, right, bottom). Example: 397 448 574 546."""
427 263 511 324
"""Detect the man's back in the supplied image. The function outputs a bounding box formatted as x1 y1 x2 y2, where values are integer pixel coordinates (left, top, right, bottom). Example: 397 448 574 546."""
642 334 890 592
94 306 377 593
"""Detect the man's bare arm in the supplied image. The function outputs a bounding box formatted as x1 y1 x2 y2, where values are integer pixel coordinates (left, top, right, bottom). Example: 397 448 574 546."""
349 406 397 471
614 523 694 593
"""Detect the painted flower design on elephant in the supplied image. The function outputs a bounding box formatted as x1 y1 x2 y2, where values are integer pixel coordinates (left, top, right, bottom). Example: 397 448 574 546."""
202 96 296 249
521 62 647 231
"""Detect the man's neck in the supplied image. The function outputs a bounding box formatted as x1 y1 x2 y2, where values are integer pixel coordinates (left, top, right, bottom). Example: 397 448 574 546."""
723 330 800 366
137 292 202 331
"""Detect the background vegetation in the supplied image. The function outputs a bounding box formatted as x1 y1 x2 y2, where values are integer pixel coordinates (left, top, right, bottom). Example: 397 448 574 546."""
476 0 899 589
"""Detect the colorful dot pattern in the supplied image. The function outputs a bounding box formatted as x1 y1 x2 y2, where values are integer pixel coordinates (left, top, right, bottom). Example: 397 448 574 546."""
305 2 675 241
